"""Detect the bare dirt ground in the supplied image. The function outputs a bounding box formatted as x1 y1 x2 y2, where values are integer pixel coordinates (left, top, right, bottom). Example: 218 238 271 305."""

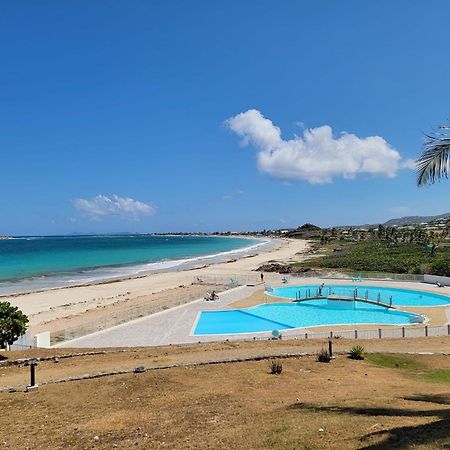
1 338 449 449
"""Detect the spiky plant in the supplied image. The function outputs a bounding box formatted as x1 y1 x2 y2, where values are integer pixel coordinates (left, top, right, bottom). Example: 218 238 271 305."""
417 125 450 186
348 345 365 360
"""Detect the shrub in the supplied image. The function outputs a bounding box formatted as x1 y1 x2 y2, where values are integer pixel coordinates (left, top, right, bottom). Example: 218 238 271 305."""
317 349 331 363
349 345 365 360
0 302 28 349
269 359 283 374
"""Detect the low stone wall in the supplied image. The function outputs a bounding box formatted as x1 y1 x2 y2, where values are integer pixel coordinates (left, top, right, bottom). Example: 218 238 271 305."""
424 274 450 286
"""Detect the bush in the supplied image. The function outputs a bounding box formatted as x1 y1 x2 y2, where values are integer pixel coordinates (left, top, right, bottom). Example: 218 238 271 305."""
349 345 365 360
297 240 450 276
0 302 28 349
269 359 283 374
317 349 331 363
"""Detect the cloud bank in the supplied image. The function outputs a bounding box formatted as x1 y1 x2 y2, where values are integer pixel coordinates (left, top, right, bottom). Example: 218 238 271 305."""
226 109 404 184
73 195 155 220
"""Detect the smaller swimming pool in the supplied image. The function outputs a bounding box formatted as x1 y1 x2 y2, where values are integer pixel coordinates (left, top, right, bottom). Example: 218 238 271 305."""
269 285 450 307
193 300 424 335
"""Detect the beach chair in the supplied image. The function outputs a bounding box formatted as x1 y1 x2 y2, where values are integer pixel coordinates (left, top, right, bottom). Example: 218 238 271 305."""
352 274 363 282
230 277 239 287
271 330 282 340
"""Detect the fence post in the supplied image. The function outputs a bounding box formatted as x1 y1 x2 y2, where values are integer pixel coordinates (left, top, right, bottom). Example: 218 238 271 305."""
330 331 333 339
425 326 428 337
305 333 308 339
26 358 38 392
402 327 405 338
448 324 450 335
328 339 333 358
378 328 382 339
354 329 358 339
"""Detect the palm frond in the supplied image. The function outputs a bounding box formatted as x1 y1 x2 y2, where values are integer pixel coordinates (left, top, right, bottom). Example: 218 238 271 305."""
416 124 450 186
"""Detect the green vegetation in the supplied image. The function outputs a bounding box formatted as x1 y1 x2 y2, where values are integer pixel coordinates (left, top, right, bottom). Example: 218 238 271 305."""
295 240 450 276
348 345 365 360
366 354 450 385
0 302 28 349
416 122 450 186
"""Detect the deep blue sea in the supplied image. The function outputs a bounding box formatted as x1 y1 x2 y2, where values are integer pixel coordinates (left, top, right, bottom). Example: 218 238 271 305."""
0 235 265 295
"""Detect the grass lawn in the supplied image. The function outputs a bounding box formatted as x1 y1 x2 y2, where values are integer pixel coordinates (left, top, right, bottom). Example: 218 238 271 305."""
1 344 449 449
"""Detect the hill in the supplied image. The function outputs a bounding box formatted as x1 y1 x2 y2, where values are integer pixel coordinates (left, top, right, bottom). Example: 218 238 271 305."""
383 213 450 227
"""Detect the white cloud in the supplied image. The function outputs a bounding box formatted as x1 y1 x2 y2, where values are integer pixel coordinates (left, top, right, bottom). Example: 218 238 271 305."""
73 195 156 220
401 158 417 170
226 109 406 184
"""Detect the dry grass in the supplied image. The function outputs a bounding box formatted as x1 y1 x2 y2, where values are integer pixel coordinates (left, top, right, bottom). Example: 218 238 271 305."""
1 339 449 449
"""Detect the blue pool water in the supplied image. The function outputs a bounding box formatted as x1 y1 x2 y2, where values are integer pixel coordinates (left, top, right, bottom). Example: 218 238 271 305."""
270 285 450 307
194 300 423 335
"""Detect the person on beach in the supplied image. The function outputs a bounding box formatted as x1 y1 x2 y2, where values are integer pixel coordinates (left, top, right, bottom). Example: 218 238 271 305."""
211 290 219 301
260 272 264 283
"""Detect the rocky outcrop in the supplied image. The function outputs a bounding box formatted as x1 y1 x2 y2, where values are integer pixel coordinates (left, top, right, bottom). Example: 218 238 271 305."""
256 263 314 274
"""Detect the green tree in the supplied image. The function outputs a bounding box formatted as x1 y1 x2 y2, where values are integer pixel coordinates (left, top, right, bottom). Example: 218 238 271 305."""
417 124 450 186
0 302 28 349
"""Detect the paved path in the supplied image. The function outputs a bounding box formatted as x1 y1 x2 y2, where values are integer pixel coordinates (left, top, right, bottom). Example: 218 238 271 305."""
56 285 263 348
55 279 450 348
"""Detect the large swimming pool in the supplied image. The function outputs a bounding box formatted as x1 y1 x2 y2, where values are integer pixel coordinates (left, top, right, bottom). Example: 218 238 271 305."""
193 300 424 335
193 284 449 336
269 285 450 306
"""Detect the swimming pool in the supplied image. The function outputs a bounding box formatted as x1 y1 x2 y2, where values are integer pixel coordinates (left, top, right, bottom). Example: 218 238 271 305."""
270 285 450 307
193 300 423 335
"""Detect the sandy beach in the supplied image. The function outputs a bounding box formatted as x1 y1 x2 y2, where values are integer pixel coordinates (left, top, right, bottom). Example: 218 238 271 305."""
4 238 309 336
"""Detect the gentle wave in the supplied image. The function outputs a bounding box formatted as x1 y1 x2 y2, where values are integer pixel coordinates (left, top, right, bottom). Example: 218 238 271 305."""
0 238 272 295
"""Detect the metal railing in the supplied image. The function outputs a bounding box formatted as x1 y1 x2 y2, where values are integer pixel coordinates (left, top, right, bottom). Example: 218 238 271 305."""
294 287 395 308
282 323 450 341
193 271 425 287
222 323 450 343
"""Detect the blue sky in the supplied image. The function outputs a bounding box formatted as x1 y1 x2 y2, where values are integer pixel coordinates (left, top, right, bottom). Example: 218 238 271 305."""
1 1 449 235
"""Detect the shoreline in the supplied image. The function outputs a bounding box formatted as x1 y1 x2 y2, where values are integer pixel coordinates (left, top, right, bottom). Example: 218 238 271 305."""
6 238 309 335
0 235 272 297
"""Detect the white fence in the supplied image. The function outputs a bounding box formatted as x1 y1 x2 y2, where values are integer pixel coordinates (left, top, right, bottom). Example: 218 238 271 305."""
424 274 450 286
8 331 51 351
193 271 425 287
231 323 450 343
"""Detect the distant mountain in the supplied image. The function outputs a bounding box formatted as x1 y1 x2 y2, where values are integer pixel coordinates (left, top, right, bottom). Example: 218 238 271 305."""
383 213 450 227
335 213 450 229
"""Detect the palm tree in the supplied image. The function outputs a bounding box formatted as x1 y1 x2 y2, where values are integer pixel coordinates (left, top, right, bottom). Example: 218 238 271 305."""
416 124 450 186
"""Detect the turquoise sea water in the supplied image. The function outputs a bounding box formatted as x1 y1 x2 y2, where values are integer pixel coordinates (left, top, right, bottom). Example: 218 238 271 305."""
194 300 423 335
0 235 263 294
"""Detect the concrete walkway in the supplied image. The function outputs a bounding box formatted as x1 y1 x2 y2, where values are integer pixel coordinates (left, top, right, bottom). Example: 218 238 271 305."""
56 285 261 348
56 278 450 348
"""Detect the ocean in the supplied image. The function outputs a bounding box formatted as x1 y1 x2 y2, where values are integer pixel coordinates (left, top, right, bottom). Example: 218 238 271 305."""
0 235 267 295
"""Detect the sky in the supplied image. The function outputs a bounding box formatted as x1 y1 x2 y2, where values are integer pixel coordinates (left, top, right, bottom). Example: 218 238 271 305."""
1 1 450 235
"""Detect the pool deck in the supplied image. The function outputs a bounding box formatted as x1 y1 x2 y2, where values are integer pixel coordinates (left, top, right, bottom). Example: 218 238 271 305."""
55 278 450 348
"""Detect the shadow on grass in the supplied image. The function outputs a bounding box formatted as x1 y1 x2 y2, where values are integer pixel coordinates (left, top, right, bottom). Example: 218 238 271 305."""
289 393 450 449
